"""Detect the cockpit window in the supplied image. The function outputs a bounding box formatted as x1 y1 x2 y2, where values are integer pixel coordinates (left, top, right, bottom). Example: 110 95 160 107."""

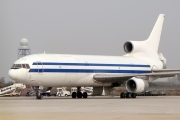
26 64 30 69
22 64 26 68
16 64 22 68
11 64 30 69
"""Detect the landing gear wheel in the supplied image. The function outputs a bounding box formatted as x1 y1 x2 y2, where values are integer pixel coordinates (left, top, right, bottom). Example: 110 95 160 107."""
126 92 132 98
36 92 43 100
77 92 83 98
132 93 137 98
83 92 88 98
120 92 126 98
72 92 77 98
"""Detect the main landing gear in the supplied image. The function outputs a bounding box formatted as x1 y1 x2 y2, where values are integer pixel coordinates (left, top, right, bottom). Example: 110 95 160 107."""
36 90 43 100
72 87 88 99
120 92 137 99
32 86 43 100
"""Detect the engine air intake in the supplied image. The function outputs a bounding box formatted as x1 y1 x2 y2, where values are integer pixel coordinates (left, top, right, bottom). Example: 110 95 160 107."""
124 42 133 53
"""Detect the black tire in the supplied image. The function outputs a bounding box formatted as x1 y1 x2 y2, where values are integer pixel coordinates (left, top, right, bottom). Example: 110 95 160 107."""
126 92 132 98
83 92 88 98
131 93 137 98
72 92 77 98
120 92 126 98
47 93 51 97
77 92 83 98
36 92 42 100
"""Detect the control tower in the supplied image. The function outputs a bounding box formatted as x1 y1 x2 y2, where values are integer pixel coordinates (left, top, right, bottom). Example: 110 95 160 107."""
18 38 31 58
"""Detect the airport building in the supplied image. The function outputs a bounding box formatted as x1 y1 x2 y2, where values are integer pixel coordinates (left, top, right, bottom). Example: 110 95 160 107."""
18 38 31 58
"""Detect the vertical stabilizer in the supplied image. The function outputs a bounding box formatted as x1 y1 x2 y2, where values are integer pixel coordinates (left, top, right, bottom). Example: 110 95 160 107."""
146 14 165 52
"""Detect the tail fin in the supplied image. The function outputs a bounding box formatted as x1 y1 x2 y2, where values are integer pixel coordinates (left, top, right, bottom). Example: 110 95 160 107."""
146 14 165 52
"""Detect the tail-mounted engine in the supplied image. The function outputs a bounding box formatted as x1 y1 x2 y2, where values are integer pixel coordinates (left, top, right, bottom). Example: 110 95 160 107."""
123 41 145 54
126 77 149 93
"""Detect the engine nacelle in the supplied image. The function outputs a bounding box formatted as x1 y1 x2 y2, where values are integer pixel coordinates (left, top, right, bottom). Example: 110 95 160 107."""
123 41 145 53
126 78 149 93
92 87 103 96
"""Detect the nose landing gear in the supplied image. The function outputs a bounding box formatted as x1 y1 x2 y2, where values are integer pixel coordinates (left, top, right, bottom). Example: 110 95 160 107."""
36 90 43 100
32 86 43 100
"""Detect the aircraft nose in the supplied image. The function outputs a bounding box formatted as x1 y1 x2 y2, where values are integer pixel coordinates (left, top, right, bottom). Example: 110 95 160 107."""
8 69 17 80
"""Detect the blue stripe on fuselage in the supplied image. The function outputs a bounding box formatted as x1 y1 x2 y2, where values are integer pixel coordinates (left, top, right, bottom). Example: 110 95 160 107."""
32 62 150 67
29 69 151 73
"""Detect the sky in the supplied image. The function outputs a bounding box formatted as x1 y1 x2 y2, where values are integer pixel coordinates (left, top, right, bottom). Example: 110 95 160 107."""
0 0 180 82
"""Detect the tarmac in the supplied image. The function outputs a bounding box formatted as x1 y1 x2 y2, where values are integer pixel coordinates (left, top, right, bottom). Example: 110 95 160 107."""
0 96 180 120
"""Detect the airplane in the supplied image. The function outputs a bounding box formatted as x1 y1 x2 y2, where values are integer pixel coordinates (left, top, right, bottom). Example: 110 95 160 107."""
8 14 180 99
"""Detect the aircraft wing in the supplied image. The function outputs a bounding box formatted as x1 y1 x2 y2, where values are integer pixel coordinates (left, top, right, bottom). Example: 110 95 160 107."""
93 69 180 83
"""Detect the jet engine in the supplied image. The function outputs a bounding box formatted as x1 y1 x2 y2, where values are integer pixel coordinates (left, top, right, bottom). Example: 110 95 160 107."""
123 41 145 53
126 77 149 93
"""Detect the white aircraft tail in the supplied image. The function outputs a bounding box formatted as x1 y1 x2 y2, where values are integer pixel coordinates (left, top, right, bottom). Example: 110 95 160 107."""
146 14 165 52
123 14 166 69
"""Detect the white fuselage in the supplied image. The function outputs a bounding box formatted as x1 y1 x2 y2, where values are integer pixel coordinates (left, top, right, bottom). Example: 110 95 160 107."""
9 54 152 87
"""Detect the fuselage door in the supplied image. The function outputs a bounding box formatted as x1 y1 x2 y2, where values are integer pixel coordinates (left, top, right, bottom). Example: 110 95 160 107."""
29 62 43 84
36 61 43 73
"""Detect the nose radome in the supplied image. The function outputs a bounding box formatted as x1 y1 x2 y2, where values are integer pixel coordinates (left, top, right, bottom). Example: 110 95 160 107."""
8 69 17 80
